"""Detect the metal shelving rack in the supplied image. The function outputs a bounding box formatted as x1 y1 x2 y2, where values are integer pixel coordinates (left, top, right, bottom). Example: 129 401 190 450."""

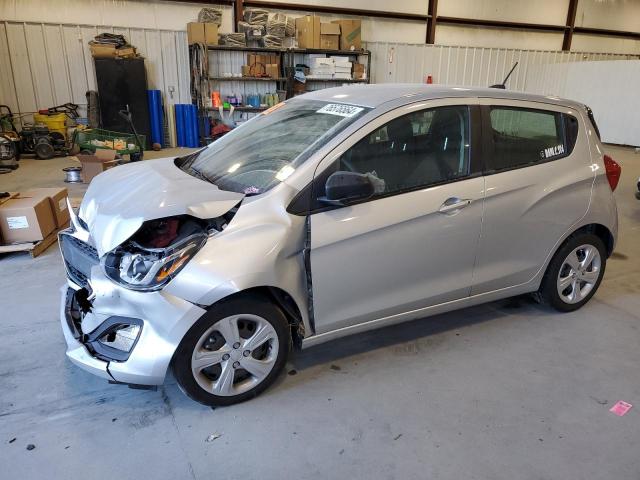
203 44 287 109
190 44 372 143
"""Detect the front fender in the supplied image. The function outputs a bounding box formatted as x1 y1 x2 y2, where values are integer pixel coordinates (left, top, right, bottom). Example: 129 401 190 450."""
164 188 311 336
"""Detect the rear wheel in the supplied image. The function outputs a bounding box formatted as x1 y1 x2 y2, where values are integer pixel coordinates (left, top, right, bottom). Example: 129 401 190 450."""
540 233 606 312
173 295 290 406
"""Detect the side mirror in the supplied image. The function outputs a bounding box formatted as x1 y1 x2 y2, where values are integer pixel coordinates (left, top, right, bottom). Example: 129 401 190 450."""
320 171 375 206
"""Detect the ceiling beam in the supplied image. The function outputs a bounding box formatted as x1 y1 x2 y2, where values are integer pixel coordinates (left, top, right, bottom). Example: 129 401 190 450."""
573 25 640 40
234 0 244 31
426 0 438 44
437 16 568 33
562 0 579 51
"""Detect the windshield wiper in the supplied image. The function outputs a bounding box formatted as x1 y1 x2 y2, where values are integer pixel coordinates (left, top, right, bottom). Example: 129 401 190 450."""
177 147 206 170
189 166 214 184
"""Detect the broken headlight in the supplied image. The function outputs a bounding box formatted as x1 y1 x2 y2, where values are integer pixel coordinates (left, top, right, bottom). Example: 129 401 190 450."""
102 233 207 291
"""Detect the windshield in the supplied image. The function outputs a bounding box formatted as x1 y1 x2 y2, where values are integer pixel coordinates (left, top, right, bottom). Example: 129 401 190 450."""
178 99 370 195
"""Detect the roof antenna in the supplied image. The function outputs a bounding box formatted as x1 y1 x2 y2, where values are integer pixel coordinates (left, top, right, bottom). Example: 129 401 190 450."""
490 62 518 89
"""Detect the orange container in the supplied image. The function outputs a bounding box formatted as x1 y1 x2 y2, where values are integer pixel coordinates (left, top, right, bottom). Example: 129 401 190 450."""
212 91 221 108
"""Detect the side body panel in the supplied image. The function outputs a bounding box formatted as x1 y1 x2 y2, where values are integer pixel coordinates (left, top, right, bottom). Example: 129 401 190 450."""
471 99 595 295
302 101 618 349
307 99 485 334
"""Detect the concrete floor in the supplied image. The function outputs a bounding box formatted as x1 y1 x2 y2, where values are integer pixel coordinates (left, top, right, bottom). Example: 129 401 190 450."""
1 146 639 479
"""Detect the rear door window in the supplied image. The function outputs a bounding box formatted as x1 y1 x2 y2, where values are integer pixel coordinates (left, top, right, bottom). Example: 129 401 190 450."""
488 106 575 172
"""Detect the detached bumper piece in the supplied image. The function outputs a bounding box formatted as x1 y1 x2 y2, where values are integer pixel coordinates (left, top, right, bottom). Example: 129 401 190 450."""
65 288 143 363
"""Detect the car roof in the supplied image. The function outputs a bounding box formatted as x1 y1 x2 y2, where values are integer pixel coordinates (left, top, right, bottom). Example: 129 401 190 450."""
299 84 585 111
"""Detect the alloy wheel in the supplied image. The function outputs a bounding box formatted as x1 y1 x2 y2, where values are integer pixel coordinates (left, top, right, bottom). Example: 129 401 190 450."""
190 314 279 396
556 244 602 304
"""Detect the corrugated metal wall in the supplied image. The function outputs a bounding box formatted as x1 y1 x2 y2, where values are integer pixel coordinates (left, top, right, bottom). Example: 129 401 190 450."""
0 19 636 145
366 42 635 87
0 20 190 146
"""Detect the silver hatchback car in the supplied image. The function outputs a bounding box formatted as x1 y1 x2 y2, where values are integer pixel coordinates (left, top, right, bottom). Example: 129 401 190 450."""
59 85 620 406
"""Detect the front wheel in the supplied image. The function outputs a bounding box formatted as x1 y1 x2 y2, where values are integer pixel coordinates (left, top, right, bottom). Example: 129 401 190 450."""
173 295 290 406
539 233 606 312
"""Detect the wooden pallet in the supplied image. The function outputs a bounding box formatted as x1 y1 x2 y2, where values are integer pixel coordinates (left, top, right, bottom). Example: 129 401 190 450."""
0 222 69 258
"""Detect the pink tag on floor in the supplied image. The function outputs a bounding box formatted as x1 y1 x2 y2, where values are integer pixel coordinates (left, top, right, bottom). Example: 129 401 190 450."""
609 401 633 416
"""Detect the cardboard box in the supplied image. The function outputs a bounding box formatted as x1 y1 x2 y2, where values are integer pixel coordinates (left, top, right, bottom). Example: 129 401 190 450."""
115 46 137 58
320 23 340 50
0 193 16 241
295 15 320 49
187 22 205 44
332 19 362 50
353 62 366 79
90 44 116 58
320 35 339 50
265 64 280 78
282 37 298 48
205 23 218 45
241 65 252 77
0 196 55 244
22 188 70 228
77 150 118 183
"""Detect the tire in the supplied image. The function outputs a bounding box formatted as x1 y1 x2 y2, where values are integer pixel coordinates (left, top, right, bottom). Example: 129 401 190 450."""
539 233 606 312
173 294 290 406
0 135 17 161
34 140 54 159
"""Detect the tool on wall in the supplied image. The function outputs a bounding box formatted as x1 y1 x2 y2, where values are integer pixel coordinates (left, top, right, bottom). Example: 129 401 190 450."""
118 105 144 162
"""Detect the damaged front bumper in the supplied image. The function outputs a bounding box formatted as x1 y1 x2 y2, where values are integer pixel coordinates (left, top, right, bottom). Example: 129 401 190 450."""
59 266 207 385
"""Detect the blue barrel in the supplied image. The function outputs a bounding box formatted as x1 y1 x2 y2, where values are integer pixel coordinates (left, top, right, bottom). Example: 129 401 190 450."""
183 104 193 148
147 90 164 147
174 104 185 147
190 105 199 147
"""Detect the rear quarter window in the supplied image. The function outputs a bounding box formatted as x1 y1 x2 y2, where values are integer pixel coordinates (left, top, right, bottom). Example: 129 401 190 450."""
488 106 578 172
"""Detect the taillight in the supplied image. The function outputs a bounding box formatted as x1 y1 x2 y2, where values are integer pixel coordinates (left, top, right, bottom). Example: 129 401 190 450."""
603 155 621 191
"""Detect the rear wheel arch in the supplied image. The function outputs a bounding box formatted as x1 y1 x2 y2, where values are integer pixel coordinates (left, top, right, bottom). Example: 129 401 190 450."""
574 223 614 257
533 222 613 294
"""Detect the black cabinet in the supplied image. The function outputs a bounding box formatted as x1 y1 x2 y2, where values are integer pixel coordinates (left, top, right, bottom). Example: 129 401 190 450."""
94 58 150 142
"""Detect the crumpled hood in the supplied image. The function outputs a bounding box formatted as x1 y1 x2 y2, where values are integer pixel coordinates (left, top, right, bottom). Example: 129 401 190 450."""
79 157 244 256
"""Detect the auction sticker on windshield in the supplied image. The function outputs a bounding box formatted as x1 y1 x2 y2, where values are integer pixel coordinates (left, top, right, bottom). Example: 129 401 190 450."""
317 104 364 117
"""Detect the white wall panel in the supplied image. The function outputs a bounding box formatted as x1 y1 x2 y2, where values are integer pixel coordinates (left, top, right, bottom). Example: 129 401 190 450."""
61 25 90 106
439 0 568 25
80 26 99 92
263 0 427 15
144 29 166 93
5 22 37 116
23 24 54 109
0 23 19 114
0 0 230 32
524 60 640 146
366 41 634 89
436 24 564 50
571 34 640 55
43 25 74 106
575 0 640 31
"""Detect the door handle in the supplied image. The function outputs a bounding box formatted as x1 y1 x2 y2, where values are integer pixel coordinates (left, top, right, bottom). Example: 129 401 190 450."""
438 197 472 213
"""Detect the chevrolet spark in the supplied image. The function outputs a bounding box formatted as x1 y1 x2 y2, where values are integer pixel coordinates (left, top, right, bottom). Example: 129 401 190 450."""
59 85 620 406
